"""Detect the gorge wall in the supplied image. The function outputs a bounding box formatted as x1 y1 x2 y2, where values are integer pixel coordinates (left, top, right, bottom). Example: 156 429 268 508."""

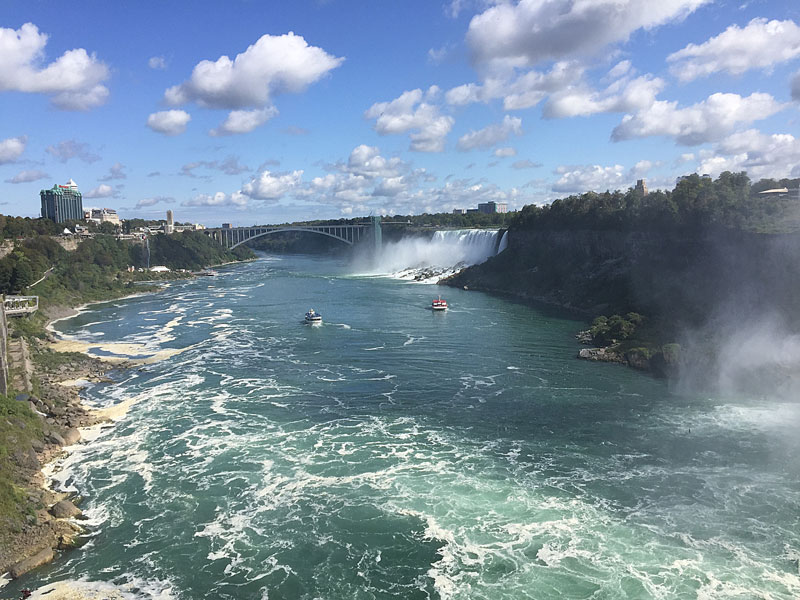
444 228 800 326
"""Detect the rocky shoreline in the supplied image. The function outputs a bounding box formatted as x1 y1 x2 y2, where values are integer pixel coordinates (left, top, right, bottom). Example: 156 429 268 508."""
0 311 124 582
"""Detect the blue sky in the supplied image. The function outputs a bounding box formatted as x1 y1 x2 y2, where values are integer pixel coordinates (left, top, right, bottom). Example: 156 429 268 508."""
1 0 799 226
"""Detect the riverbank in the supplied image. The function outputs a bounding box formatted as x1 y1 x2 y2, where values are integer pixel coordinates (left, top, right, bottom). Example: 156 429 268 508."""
0 263 238 583
0 337 114 579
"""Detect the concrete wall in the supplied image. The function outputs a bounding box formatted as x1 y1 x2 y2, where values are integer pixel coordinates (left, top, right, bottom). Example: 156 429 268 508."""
0 298 8 396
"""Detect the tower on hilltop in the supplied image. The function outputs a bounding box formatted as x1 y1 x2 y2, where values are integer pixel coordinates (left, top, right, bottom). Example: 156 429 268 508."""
635 179 648 196
40 178 84 223
166 209 174 234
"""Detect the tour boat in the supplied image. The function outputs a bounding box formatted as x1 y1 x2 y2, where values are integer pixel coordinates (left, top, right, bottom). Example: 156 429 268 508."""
432 296 448 311
305 308 323 324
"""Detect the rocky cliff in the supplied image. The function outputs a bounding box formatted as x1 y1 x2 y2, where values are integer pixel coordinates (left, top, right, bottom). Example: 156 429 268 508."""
444 227 800 327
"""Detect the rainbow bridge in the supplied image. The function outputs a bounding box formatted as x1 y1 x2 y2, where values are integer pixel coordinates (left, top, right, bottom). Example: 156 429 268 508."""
205 216 382 251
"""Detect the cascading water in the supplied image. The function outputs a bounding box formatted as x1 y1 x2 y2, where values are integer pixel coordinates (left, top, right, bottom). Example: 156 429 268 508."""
361 229 506 283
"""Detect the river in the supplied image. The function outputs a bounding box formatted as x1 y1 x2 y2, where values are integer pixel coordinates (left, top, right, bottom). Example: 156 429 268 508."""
9 252 800 599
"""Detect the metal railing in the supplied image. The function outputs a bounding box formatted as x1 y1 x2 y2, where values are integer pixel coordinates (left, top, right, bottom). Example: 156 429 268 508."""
4 295 39 316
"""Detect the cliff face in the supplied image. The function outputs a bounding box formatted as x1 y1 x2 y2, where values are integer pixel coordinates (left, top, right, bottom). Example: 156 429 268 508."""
444 228 800 329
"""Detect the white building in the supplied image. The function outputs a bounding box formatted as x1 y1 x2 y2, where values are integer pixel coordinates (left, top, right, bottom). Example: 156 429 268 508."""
85 208 120 225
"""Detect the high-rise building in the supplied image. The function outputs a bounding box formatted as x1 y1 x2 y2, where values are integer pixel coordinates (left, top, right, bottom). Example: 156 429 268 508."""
166 209 175 234
40 179 84 223
477 201 508 214
635 179 648 195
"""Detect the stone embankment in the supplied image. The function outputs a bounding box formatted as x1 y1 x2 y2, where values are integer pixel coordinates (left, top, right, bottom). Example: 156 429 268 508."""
0 333 116 579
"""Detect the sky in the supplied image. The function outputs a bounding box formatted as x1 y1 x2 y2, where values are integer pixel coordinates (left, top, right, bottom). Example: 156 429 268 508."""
0 0 799 227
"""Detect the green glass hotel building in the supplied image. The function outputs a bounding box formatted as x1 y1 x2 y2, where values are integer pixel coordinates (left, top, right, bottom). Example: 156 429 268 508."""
40 178 84 223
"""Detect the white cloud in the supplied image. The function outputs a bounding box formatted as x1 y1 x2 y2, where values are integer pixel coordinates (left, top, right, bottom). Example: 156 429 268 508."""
494 147 517 157
699 129 800 179
372 177 408 197
792 71 800 102
210 107 278 136
628 159 656 178
544 73 665 118
5 169 48 183
446 61 583 110
135 196 174 209
45 139 100 163
0 23 109 110
164 32 342 135
612 92 784 145
466 0 709 71
552 164 627 193
346 145 405 179
146 110 191 136
668 18 800 82
99 162 126 181
457 115 522 151
365 87 454 152
0 136 26 164
241 170 303 200
183 191 249 209
148 56 167 70
512 159 542 169
84 184 117 199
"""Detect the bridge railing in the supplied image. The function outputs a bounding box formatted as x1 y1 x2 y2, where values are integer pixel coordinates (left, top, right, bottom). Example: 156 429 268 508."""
4 295 39 317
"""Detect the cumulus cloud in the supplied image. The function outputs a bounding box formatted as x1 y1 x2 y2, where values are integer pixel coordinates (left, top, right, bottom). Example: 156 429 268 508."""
544 73 665 118
210 107 278 136
346 145 405 179
668 18 800 82
552 164 627 193
457 115 522 151
612 92 784 145
99 162 126 181
241 170 303 200
365 87 454 152
494 147 517 157
135 196 174 209
183 191 248 209
0 136 26 164
164 32 342 135
146 110 191 136
466 0 708 71
84 184 117 199
699 129 800 179
5 169 48 183
148 56 167 70
372 176 408 197
446 61 583 110
0 23 109 110
45 139 100 163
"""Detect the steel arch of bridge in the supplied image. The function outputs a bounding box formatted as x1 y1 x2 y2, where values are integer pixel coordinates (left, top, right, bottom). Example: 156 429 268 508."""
205 223 373 249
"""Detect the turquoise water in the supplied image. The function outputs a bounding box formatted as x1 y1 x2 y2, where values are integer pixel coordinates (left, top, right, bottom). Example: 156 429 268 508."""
9 255 800 599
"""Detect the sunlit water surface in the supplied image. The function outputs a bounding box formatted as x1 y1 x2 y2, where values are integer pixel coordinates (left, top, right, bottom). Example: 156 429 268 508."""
9 254 800 599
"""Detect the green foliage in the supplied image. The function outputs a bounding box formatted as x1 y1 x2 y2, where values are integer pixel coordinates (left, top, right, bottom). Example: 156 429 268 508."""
590 313 642 345
145 231 253 270
509 173 800 234
0 393 42 535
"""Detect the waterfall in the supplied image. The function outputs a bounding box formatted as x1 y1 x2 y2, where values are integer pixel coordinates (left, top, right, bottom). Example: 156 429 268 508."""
359 229 505 283
497 230 508 253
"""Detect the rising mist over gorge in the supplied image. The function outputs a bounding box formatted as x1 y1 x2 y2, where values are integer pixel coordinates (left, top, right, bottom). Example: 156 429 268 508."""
445 173 800 392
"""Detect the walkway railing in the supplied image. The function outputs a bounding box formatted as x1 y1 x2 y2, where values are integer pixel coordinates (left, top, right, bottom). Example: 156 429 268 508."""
4 295 39 316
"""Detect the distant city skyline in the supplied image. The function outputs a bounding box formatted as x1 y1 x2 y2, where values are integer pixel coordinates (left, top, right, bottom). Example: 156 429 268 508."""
1 1 799 226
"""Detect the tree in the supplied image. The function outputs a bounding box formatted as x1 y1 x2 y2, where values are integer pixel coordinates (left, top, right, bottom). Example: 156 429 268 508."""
11 258 34 291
